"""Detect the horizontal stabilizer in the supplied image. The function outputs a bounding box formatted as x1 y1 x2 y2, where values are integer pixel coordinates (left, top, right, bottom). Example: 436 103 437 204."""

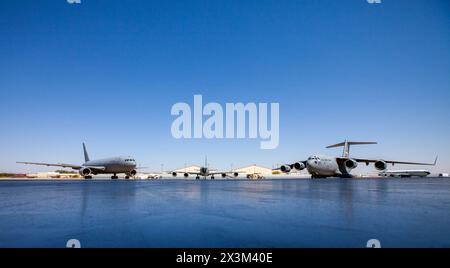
326 141 377 148
326 140 378 158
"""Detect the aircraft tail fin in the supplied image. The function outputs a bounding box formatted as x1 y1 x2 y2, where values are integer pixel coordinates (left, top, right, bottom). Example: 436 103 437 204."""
326 140 377 158
83 143 90 162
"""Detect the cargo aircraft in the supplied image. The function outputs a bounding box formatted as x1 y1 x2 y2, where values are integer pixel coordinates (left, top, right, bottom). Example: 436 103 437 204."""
276 140 437 178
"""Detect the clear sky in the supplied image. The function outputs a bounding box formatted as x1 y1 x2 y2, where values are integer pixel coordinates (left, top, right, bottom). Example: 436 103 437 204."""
1 0 449 174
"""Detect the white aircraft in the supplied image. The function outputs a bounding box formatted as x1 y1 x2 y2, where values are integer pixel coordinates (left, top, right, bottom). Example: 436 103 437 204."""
379 170 431 178
172 157 239 180
276 140 437 178
17 143 138 179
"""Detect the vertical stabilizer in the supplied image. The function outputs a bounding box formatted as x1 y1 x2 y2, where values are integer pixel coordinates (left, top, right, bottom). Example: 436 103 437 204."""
83 143 90 162
342 140 349 158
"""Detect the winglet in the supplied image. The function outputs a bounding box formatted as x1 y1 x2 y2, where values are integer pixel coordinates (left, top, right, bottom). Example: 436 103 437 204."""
83 143 90 162
433 156 438 166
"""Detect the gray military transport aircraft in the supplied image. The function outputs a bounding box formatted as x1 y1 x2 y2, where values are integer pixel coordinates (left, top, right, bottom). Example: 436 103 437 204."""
17 143 138 179
276 140 437 178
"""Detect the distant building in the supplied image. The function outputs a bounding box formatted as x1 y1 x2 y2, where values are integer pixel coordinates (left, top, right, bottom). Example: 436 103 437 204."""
26 172 81 178
234 165 273 175
173 165 201 173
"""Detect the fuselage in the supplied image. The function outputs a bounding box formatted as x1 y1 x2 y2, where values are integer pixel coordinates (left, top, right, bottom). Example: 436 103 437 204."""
199 166 209 176
83 156 136 174
305 155 340 177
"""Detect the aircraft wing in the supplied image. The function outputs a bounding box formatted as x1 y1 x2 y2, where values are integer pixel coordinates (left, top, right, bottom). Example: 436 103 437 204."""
173 171 202 175
352 156 438 166
272 161 307 171
17 161 82 170
135 166 149 170
209 171 241 175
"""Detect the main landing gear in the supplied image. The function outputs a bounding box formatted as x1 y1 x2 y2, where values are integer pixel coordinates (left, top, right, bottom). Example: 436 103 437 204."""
111 173 118 179
84 176 92 179
211 176 215 180
196 176 200 180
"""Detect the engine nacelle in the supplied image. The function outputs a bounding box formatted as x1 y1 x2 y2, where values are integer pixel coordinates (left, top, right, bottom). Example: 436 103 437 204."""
184 173 189 178
130 170 137 176
222 173 227 178
294 162 306 170
79 167 91 176
233 172 239 177
374 160 387 171
280 164 292 173
172 172 177 177
345 159 358 169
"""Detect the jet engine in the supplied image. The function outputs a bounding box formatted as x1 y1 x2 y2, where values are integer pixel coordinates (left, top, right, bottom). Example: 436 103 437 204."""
294 162 306 170
172 172 177 177
184 173 189 178
233 172 239 177
222 173 227 178
79 167 92 176
280 164 292 173
130 170 137 176
344 159 358 169
374 160 387 171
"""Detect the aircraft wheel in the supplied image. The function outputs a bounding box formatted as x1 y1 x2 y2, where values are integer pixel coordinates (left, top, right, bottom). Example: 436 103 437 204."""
125 176 130 179
84 176 92 179
196 176 200 180
211 176 215 180
111 176 119 179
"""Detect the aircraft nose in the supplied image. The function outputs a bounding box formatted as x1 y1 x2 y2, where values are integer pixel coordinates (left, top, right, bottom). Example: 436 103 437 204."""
307 160 317 168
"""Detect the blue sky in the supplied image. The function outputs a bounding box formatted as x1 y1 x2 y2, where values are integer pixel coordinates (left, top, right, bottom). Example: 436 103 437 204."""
1 0 449 173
